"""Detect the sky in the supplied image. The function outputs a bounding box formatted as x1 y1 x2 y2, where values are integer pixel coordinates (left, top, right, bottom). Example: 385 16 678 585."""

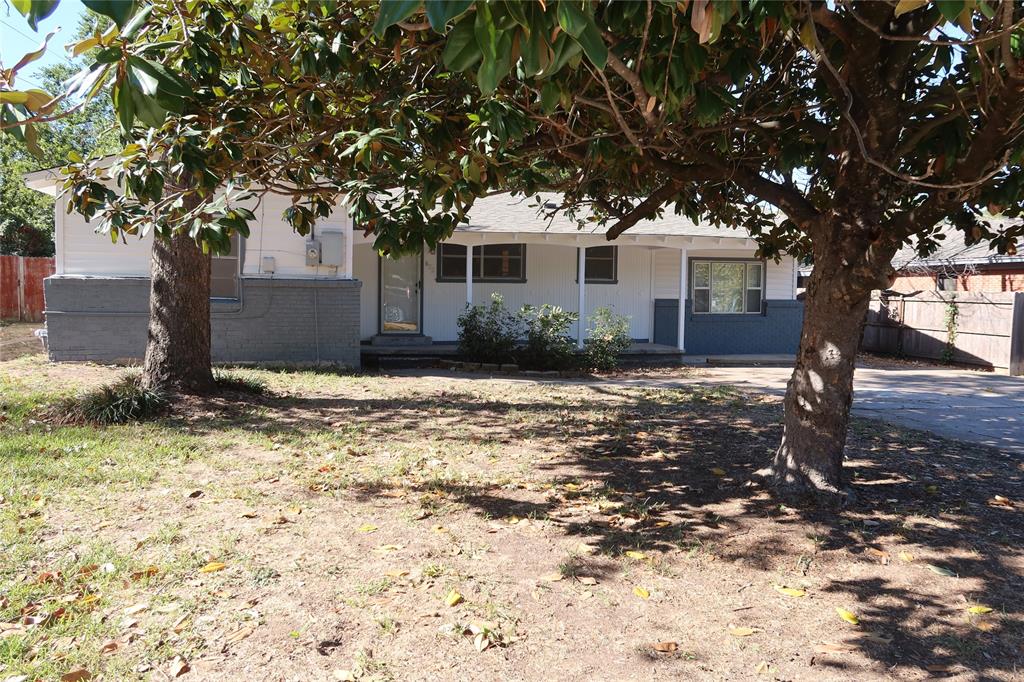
1 0 89 91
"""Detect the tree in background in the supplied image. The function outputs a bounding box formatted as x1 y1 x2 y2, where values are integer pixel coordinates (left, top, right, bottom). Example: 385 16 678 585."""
0 13 117 256
3 1 1022 502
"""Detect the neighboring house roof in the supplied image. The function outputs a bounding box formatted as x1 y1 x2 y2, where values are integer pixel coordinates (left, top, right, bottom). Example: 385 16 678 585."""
797 218 1024 276
455 192 751 240
892 219 1024 272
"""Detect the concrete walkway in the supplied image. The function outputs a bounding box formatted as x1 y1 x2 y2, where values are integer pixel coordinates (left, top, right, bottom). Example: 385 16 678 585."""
397 363 1024 454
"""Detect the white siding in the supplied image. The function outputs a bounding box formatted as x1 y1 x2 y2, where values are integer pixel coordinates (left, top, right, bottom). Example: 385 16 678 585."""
56 192 354 279
652 248 796 301
60 194 153 276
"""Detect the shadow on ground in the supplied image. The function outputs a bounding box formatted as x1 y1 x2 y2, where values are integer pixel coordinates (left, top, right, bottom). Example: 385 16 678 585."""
180 379 1024 677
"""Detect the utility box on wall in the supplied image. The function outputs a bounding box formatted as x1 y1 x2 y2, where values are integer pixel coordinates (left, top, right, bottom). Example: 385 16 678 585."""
320 230 344 267
305 240 321 266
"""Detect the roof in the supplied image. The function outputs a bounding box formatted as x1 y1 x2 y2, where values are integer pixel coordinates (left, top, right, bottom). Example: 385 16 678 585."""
455 192 751 240
892 219 1024 271
797 218 1024 275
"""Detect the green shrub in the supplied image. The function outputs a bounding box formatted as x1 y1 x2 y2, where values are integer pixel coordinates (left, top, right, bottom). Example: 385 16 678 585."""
457 293 523 364
584 306 632 371
56 373 168 425
517 304 579 371
214 368 270 395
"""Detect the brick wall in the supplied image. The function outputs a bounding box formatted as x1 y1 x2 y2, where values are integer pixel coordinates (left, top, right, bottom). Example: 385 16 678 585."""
683 299 804 354
43 276 362 367
892 268 1024 294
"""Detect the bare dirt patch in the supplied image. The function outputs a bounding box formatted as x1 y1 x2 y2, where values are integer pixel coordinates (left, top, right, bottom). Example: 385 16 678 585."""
0 322 45 361
2 360 1022 681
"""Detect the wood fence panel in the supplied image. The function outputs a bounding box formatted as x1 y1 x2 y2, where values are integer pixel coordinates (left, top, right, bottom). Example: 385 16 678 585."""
0 255 55 322
863 291 1020 373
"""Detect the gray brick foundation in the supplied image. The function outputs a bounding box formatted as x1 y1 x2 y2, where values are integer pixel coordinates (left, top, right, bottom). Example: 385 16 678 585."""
43 276 362 367
684 299 804 354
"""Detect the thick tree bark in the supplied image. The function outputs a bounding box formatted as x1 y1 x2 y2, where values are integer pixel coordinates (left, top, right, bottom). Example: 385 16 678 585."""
141 231 215 394
772 232 896 502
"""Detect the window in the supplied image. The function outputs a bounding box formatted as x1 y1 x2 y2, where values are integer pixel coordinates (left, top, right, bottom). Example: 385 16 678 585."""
936 274 958 291
211 233 241 299
692 261 763 314
577 246 617 283
437 243 526 282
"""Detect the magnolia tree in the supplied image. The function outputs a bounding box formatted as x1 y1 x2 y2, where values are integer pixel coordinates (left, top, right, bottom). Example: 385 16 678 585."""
3 0 1023 500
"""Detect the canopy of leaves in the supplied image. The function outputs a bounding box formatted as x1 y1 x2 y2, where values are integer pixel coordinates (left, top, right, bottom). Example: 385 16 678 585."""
4 0 1022 266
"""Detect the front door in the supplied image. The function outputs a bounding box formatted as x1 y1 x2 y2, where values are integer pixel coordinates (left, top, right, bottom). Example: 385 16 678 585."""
380 255 421 334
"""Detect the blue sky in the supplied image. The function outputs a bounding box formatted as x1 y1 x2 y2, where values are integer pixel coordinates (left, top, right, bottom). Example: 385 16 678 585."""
1 0 89 90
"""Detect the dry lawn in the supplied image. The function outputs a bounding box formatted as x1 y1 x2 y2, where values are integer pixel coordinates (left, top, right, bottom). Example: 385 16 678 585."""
1 356 1022 681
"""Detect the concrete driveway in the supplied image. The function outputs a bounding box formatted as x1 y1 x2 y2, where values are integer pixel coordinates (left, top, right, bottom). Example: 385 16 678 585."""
597 364 1024 454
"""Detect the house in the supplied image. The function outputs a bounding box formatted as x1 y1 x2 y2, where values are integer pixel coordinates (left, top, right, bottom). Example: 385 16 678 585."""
888 230 1024 294
24 170 804 367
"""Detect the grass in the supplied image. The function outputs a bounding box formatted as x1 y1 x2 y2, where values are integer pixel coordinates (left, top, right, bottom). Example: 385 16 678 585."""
0 356 1021 681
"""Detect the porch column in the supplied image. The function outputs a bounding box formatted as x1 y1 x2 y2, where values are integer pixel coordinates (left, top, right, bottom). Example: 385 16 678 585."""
465 245 473 306
677 248 688 352
343 222 353 279
577 246 586 348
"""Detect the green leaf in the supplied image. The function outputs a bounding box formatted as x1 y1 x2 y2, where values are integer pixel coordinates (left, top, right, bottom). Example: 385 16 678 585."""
935 0 965 22
113 83 135 132
81 0 138 28
14 0 59 31
442 19 482 71
372 0 422 36
425 0 472 31
541 81 560 113
554 0 606 69
120 4 153 40
129 57 193 98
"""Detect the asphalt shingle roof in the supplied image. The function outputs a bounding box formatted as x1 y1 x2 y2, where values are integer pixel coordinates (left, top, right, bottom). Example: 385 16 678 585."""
454 193 752 239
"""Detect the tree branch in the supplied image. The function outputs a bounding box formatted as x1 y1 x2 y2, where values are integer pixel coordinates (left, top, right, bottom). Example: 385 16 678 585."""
604 182 683 240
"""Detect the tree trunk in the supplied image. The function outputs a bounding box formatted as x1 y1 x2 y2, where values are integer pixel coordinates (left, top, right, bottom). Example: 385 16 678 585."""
141 232 215 394
772 242 893 502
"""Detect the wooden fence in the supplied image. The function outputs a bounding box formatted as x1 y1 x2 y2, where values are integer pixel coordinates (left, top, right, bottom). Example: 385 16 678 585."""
863 290 1024 375
0 255 55 323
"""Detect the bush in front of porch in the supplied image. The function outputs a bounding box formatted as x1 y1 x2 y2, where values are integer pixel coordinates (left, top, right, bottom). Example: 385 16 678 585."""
457 294 631 371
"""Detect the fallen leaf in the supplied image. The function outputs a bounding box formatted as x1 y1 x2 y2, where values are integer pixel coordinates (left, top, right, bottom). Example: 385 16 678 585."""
123 602 149 616
131 566 159 581
539 572 563 582
385 569 409 578
652 641 678 653
898 551 915 563
774 585 806 598
444 590 463 607
728 626 760 637
862 632 894 645
710 467 727 476
625 551 646 561
926 564 956 577
168 656 190 677
187 490 203 499
816 641 857 653
577 576 598 586
377 544 403 552
865 548 890 564
836 608 859 625
224 625 254 646
77 594 99 606
199 562 227 574
332 671 356 682
988 495 1014 508
99 639 121 655
358 524 378 533
59 670 91 682
634 586 650 600
967 605 993 614
473 631 490 651
36 571 59 584
76 564 99 577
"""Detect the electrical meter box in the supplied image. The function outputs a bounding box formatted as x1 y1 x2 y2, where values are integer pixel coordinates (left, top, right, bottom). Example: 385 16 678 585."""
305 240 321 266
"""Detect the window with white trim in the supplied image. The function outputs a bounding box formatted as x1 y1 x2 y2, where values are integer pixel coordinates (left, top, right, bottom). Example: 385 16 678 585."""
692 261 763 314
437 243 526 282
